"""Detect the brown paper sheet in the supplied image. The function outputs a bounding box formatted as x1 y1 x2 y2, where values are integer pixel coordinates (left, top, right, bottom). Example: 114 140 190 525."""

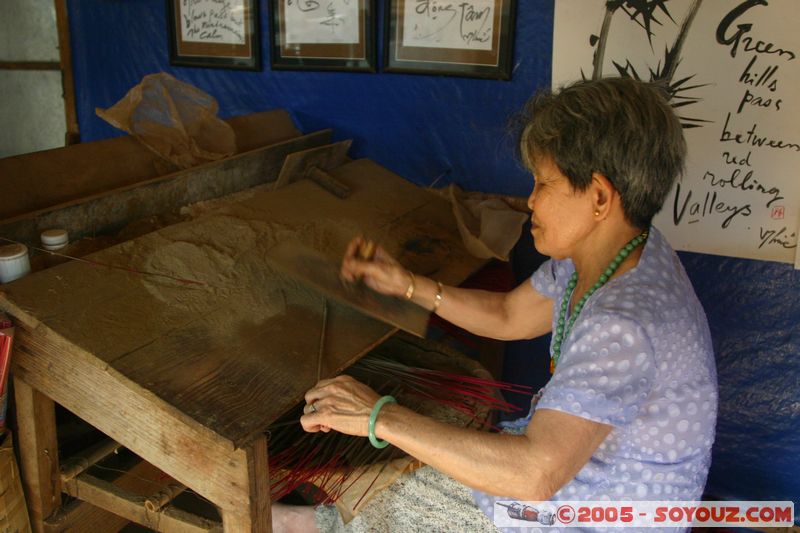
440 184 529 261
96 72 236 169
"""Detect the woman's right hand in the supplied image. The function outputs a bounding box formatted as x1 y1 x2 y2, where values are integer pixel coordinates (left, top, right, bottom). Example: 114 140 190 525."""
340 235 414 298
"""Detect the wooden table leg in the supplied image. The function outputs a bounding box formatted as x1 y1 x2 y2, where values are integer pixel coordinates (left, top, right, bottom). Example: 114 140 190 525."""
14 377 62 533
220 434 271 532
12 331 275 530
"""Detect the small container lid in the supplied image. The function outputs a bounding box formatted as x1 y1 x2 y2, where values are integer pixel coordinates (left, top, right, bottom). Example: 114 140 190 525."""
41 229 69 247
0 243 28 261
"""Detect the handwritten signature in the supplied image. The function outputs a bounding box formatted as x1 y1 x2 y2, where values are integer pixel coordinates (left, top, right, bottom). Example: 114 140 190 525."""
759 226 797 250
413 1 492 45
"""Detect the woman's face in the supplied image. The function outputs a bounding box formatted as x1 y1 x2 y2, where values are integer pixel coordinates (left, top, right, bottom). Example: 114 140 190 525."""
526 156 595 259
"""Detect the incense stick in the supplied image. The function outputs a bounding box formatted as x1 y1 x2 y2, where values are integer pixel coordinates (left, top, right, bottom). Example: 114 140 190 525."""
266 352 534 504
316 299 327 382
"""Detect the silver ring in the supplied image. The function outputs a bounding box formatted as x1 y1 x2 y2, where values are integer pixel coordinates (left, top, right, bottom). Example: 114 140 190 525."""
309 403 317 413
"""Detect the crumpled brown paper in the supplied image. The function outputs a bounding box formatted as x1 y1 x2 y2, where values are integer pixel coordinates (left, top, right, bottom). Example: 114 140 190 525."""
313 457 424 524
96 72 236 169
438 184 530 261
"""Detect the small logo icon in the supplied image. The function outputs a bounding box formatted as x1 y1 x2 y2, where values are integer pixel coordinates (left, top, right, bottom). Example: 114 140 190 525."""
497 502 556 525
771 206 785 220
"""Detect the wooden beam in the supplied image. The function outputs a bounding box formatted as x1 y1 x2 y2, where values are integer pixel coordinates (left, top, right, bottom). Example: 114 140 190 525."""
62 472 221 532
14 378 61 533
60 439 123 482
0 129 332 246
220 435 270 532
0 109 304 222
145 483 187 513
43 499 129 533
11 333 266 514
0 61 60 71
48 455 200 532
54 0 79 145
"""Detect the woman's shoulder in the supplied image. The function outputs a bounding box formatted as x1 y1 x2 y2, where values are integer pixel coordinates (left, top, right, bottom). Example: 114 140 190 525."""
530 257 575 300
585 235 713 362
638 227 691 285
603 227 700 313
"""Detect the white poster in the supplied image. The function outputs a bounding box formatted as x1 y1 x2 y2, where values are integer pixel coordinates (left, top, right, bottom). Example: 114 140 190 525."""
284 0 360 45
180 0 246 45
553 0 799 265
402 0 495 50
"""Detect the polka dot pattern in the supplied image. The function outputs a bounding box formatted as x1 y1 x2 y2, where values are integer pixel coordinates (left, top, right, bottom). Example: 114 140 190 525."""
479 228 717 519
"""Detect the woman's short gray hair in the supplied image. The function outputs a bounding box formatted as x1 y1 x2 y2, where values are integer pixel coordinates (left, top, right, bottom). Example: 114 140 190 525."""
519 77 686 229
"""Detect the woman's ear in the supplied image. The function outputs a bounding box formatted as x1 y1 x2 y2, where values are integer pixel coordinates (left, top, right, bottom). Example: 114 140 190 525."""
591 172 616 219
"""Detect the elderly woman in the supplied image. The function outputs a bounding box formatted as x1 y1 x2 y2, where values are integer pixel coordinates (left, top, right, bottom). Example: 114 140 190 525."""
273 77 717 532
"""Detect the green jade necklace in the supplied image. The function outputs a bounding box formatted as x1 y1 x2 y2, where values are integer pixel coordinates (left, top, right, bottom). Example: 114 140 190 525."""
550 230 649 374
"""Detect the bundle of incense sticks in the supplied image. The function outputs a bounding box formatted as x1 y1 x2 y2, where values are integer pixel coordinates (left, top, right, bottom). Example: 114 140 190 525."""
0 315 14 436
354 356 532 429
267 407 403 505
266 353 533 505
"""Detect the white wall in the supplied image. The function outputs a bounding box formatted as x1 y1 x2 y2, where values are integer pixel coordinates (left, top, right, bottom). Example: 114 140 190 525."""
0 0 66 158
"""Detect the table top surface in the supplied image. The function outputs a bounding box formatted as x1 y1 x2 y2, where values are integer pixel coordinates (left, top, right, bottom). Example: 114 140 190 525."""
0 159 485 447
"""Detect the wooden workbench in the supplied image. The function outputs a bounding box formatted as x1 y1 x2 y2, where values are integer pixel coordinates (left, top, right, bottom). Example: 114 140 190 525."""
1 158 485 532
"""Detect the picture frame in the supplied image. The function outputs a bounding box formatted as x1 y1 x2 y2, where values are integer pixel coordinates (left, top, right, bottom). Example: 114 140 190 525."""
167 0 260 70
269 0 376 72
384 0 516 79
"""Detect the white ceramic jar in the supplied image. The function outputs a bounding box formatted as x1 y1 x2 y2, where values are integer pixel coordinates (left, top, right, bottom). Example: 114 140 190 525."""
0 243 31 283
41 229 69 251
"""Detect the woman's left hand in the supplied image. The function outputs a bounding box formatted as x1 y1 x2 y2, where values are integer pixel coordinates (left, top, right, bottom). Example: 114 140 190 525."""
300 375 382 436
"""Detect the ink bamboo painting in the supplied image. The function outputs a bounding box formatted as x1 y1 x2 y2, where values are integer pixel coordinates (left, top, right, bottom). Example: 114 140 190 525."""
553 0 800 265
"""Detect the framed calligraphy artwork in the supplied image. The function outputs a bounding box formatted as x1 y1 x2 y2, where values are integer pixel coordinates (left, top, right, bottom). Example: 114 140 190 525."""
553 0 800 264
269 0 376 72
167 0 260 70
384 0 516 79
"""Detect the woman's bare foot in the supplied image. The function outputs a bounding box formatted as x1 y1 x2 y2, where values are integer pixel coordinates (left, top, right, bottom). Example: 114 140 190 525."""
271 502 318 533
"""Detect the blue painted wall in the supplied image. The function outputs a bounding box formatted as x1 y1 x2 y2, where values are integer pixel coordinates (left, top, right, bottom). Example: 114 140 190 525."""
68 0 799 518
70 0 551 196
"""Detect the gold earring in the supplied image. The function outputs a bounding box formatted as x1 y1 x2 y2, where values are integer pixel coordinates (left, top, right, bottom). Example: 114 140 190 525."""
594 210 600 216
